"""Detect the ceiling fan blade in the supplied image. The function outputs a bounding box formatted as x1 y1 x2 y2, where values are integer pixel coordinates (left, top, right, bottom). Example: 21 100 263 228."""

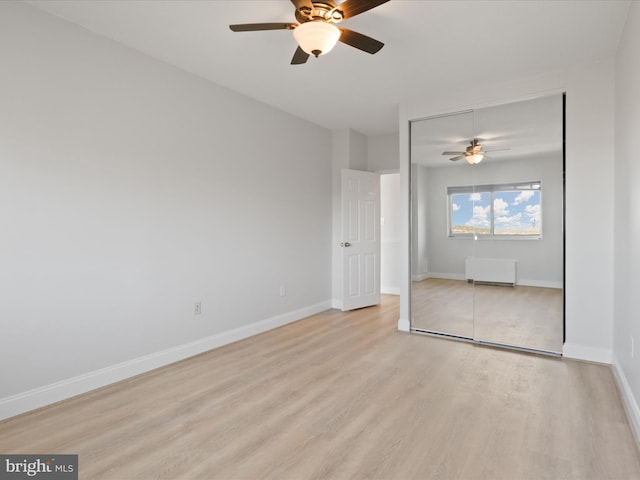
484 148 511 153
442 151 464 156
449 156 465 162
337 0 390 20
290 0 314 9
229 23 297 32
291 46 310 65
338 28 384 54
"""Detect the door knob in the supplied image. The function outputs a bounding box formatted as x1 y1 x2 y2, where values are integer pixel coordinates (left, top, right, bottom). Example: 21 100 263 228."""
340 242 352 247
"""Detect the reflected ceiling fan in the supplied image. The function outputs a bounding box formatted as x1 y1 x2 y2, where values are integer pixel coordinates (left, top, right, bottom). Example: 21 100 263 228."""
442 138 509 165
229 0 389 64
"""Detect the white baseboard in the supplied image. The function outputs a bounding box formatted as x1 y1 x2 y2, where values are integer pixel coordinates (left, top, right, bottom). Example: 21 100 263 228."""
562 343 612 364
381 286 400 295
0 300 332 421
517 279 563 289
426 272 466 281
412 273 561 289
611 354 640 445
331 298 343 310
397 317 411 332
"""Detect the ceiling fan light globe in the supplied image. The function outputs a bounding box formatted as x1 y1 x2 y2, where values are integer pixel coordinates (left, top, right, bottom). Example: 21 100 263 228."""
467 153 484 165
293 21 340 57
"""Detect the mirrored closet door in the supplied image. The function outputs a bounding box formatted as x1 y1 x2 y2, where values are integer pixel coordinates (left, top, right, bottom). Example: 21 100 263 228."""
409 94 564 354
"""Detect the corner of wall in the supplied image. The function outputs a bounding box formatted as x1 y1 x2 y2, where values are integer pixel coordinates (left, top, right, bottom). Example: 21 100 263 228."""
612 353 640 446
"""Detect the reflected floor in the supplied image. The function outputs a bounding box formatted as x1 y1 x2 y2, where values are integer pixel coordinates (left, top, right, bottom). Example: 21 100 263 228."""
412 278 563 353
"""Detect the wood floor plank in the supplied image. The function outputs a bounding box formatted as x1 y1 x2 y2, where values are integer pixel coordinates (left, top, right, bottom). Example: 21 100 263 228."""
1 295 639 479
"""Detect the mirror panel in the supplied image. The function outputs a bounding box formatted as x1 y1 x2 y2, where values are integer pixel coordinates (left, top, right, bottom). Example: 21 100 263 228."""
411 110 476 338
410 94 564 353
471 95 564 352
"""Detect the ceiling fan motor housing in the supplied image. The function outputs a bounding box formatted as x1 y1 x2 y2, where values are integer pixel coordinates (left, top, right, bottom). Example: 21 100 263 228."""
295 1 344 24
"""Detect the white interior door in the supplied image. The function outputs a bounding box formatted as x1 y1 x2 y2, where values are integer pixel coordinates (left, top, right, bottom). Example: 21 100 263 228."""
341 169 381 311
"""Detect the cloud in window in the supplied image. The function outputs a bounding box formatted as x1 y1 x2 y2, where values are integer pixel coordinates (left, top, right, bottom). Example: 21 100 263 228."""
469 193 483 202
494 198 510 216
466 205 490 227
514 191 535 205
452 203 460 212
495 212 523 226
524 204 541 221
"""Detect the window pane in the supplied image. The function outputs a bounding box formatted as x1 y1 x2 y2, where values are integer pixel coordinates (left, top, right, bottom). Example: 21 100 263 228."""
493 190 541 235
451 192 491 235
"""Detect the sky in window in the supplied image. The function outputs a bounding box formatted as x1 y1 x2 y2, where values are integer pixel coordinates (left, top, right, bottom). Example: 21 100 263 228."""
451 190 541 234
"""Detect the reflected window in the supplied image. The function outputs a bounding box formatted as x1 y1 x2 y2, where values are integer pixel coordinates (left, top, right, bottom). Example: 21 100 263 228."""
450 191 491 235
448 182 542 237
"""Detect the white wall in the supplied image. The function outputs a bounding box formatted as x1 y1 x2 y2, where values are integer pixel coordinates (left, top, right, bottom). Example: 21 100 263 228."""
367 133 400 172
423 154 563 287
0 2 332 418
350 130 368 171
613 1 640 440
380 174 401 294
399 59 616 363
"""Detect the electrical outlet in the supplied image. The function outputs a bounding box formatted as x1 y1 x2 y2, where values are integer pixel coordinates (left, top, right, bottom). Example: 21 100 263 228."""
194 302 202 315
632 336 635 358
279 286 286 297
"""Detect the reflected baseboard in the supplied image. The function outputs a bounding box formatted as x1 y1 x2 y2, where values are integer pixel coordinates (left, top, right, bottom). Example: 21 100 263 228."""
412 273 562 290
518 279 563 289
413 272 466 282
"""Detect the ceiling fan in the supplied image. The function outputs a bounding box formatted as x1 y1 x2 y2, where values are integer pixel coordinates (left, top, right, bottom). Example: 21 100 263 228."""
229 0 389 65
442 138 509 165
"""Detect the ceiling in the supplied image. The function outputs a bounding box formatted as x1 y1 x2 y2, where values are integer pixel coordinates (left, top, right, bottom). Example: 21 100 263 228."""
411 93 563 167
28 0 630 136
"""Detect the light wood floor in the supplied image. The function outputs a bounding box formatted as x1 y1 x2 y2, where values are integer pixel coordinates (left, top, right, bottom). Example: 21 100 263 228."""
1 295 639 479
412 278 564 352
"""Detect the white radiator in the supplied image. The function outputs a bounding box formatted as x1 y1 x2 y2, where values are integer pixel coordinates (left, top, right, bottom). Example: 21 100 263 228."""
465 257 517 286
